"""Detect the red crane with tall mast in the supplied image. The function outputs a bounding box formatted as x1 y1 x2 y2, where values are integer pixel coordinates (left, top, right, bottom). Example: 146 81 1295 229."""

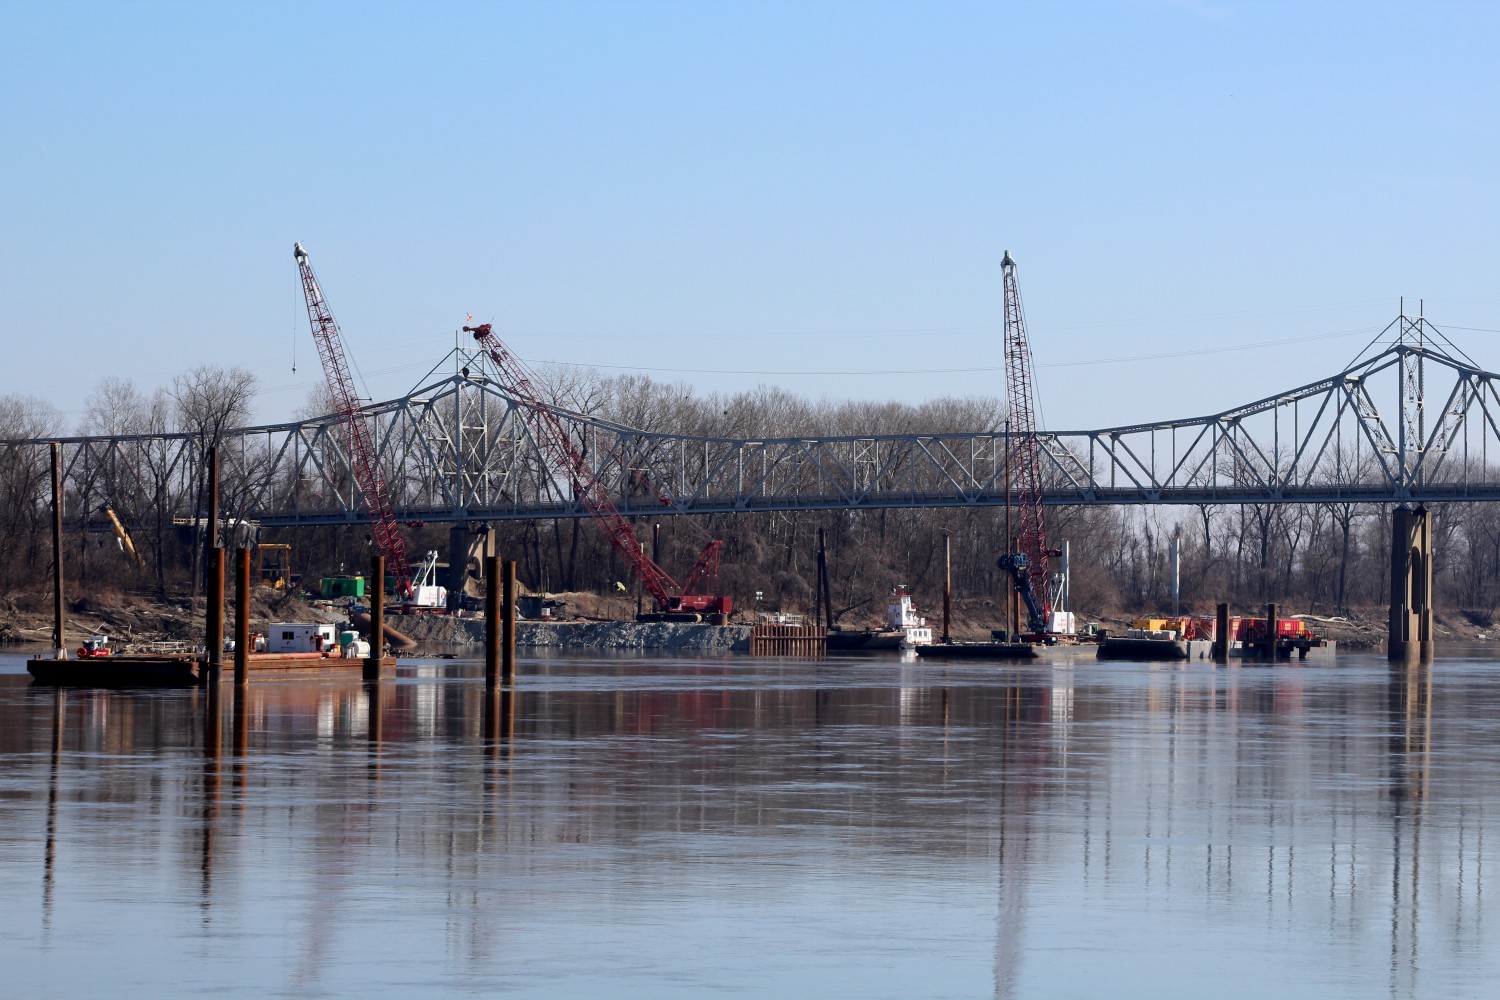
294 243 415 600
463 322 729 619
999 250 1054 632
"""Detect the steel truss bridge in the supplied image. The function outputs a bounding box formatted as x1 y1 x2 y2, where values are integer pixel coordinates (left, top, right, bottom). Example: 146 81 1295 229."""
30 316 1500 529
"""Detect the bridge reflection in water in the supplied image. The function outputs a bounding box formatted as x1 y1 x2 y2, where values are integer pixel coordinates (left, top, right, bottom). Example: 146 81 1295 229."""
4 648 1498 997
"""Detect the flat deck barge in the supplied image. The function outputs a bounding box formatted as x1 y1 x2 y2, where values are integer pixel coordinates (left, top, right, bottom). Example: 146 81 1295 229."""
27 652 397 687
914 641 1038 661
1097 637 1215 661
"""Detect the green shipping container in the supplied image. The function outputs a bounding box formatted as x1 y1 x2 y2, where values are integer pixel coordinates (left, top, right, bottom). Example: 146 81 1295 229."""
320 576 366 598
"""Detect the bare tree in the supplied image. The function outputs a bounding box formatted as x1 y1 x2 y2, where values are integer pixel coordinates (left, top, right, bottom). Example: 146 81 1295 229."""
0 396 63 587
173 365 259 593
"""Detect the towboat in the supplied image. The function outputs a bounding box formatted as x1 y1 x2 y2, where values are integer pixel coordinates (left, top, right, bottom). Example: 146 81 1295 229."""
826 586 934 651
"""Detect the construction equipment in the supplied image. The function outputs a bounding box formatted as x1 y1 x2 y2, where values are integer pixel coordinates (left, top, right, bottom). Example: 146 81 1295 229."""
999 251 1060 634
100 505 140 564
672 538 727 615
998 549 1047 634
294 243 415 601
76 635 113 658
400 550 448 614
256 542 293 588
462 323 732 619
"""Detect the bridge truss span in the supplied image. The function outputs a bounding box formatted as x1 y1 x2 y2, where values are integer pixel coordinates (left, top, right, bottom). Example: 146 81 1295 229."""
24 317 1500 531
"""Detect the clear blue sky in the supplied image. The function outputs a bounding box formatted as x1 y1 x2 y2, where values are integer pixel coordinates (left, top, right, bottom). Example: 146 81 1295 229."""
2 0 1496 433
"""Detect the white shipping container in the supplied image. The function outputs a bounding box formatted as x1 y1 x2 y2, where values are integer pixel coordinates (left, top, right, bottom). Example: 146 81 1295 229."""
267 623 339 653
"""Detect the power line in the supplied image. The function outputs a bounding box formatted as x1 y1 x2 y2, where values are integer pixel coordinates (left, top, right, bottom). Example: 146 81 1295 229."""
524 325 1380 378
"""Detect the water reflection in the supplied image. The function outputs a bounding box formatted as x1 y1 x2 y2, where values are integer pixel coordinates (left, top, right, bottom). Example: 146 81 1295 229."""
993 679 1051 1000
200 681 222 919
42 688 63 938
1386 661 1435 997
5 653 1500 997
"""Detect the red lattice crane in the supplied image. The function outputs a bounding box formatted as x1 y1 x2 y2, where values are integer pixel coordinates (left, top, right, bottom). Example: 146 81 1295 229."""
463 323 729 618
1000 250 1054 631
294 243 414 599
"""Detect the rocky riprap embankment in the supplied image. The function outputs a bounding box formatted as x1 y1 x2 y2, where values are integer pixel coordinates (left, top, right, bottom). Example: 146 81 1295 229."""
522 621 751 652
392 614 752 653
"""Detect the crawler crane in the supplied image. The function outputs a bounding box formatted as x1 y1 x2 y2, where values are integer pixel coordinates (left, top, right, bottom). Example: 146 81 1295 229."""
463 323 730 619
997 251 1063 634
294 243 426 606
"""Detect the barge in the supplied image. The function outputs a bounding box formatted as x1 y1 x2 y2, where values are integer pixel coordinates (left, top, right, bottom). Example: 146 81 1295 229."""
1095 615 1334 662
1097 618 1214 661
914 640 1038 661
27 623 395 687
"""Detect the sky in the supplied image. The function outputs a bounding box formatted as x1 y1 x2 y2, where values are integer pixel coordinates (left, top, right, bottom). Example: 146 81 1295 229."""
2 0 1497 436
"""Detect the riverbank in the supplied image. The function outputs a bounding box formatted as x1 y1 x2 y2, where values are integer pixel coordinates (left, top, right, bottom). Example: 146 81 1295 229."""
4 588 1494 655
392 613 751 653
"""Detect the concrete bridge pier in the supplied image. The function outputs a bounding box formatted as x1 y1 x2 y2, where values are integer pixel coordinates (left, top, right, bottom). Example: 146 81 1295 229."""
1389 506 1434 664
449 524 496 612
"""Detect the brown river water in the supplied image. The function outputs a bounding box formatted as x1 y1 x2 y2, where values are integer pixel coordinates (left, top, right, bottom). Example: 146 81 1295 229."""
2 645 1498 998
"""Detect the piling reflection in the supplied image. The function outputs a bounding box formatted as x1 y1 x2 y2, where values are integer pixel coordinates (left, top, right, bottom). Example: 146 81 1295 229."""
42 688 64 938
201 682 222 918
993 681 1051 1000
6 654 1500 997
365 679 384 786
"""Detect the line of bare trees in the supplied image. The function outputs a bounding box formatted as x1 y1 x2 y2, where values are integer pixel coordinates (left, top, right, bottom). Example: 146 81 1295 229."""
0 367 256 599
4 365 1497 624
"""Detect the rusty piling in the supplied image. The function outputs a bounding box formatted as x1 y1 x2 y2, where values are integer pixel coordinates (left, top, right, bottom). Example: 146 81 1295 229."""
817 527 833 630
366 555 385 682
50 443 65 660
204 447 223 682
943 532 952 644
234 547 250 686
206 547 224 683
484 554 500 689
1264 602 1277 662
502 559 517 686
206 444 219 566
1214 602 1230 663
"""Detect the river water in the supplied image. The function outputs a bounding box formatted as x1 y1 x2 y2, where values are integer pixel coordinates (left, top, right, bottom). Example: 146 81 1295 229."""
2 645 1498 998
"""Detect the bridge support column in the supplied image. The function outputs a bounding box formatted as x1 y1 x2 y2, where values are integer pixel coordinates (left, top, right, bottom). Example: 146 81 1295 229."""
447 526 468 613
1389 506 1434 664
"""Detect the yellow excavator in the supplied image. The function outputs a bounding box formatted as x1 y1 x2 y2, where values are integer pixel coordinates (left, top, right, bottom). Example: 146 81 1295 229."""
101 505 140 564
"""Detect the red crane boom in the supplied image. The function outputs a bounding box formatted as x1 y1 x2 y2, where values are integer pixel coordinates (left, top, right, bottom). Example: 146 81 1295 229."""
1001 250 1052 625
463 323 730 616
294 243 414 599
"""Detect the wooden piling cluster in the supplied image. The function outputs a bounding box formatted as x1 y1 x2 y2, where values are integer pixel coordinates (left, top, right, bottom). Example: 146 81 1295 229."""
483 557 518 688
749 622 827 656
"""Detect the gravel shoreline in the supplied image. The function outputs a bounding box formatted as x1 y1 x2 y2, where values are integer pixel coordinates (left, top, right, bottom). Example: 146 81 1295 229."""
393 614 753 653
